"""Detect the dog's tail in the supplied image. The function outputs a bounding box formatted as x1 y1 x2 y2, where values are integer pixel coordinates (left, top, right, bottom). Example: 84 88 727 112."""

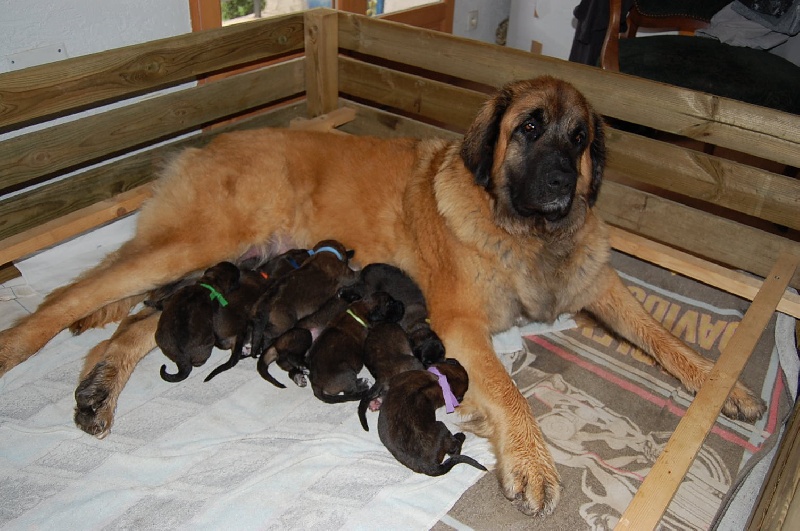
256 348 287 389
160 363 192 383
430 454 487 476
315 388 367 405
357 382 387 431
204 336 248 382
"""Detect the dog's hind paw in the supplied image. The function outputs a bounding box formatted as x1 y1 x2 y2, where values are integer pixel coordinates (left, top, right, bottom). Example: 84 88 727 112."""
74 361 117 438
722 382 768 422
497 445 561 517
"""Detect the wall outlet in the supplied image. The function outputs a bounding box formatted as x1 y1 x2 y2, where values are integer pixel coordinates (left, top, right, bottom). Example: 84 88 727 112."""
468 10 479 31
6 43 68 71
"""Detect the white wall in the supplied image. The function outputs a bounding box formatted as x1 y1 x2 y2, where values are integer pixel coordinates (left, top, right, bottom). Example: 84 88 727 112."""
452 0 511 45
0 0 192 74
507 0 580 59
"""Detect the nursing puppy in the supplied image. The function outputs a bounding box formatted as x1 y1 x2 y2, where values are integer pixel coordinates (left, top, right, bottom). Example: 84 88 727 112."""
202 248 314 381
155 262 240 382
251 240 357 387
0 77 767 516
348 263 445 366
377 359 487 476
358 321 423 431
305 291 405 403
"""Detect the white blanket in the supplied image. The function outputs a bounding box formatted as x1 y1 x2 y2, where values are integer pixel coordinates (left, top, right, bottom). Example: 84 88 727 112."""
1 216 573 530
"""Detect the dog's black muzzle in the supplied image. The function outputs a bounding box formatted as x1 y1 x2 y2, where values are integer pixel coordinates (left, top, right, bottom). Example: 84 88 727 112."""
509 152 578 222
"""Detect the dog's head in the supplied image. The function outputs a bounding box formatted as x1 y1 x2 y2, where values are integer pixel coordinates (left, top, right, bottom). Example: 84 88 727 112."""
202 261 241 292
460 76 605 234
364 291 405 324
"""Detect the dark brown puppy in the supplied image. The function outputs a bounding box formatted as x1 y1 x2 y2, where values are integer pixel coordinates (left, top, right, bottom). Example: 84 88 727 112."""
155 262 241 382
251 240 357 387
346 263 445 366
305 291 404 403
202 248 314 381
0 77 767 516
377 359 487 476
358 321 423 431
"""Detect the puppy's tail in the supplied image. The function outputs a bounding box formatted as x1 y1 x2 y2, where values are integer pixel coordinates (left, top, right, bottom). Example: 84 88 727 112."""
256 349 287 389
357 382 387 432
432 454 487 476
315 389 366 405
160 363 192 383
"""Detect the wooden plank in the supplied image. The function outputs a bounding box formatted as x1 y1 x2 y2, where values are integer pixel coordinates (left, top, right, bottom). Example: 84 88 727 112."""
0 59 305 192
338 99 460 140
606 127 800 231
337 12 800 167
339 59 800 235
748 397 800 529
609 226 800 318
339 56 484 130
0 101 308 248
597 180 800 289
304 10 340 117
0 13 305 130
616 253 800 530
289 107 356 132
0 186 153 266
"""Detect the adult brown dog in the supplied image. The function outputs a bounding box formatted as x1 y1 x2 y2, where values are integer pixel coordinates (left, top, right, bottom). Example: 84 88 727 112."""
0 76 765 517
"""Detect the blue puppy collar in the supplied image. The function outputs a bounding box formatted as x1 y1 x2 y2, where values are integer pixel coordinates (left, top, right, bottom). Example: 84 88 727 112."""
311 246 345 261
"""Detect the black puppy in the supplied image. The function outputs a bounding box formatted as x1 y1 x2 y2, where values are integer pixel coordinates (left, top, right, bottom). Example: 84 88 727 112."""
305 291 405 403
357 321 423 431
347 263 445 366
202 248 313 381
376 359 487 476
155 262 241 382
251 240 357 387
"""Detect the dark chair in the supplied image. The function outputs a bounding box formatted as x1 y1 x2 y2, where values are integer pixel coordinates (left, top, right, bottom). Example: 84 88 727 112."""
600 0 800 115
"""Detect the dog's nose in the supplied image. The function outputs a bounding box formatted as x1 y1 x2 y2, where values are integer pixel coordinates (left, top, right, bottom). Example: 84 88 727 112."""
546 171 576 195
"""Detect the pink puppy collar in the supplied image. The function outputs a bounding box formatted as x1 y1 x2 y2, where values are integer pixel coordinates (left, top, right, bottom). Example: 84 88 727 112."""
427 366 460 413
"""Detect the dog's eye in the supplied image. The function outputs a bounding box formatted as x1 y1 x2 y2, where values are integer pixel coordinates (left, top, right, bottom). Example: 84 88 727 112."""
572 129 587 146
521 121 541 139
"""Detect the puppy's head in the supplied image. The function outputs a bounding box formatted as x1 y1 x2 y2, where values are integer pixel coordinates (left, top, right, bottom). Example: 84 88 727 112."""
365 291 405 324
202 261 241 292
430 358 469 400
311 240 351 263
461 76 605 234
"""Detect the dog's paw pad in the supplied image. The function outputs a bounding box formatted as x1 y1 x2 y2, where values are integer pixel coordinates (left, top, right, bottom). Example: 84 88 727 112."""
368 397 383 411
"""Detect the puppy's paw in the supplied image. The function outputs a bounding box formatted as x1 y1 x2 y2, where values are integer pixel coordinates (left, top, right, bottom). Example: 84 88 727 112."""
292 373 308 387
74 361 117 438
723 382 767 422
368 397 382 411
497 444 561 517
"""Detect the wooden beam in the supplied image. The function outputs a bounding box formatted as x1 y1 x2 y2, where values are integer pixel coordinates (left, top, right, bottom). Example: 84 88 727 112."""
0 185 153 266
304 9 339 117
616 252 800 530
0 14 304 130
609 226 800 319
289 107 356 132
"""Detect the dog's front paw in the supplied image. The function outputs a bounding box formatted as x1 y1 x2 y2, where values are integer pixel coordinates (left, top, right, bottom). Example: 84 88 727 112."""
723 381 767 422
74 361 117 438
292 373 308 387
497 442 561 517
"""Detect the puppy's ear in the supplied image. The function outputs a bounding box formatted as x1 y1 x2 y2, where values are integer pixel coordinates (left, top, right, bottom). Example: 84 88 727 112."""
587 113 606 207
460 88 512 189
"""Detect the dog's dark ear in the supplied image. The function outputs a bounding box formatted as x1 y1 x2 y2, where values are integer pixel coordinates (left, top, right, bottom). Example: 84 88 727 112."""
460 88 512 189
587 113 606 207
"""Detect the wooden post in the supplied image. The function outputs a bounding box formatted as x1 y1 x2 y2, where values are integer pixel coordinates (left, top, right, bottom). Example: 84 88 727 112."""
304 9 339 117
616 253 800 530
